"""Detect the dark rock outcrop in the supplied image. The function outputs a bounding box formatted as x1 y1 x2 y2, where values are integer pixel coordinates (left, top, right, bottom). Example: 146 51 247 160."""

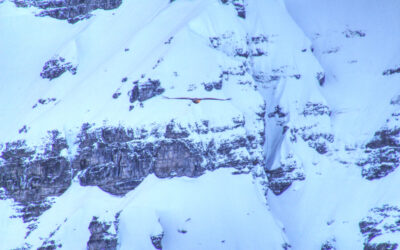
359 97 400 180
0 131 71 221
150 232 164 250
220 0 246 18
40 57 77 81
383 67 400 76
343 29 366 38
301 102 331 117
75 119 260 195
1 111 262 220
317 72 325 86
266 154 305 195
128 78 165 104
359 204 400 250
87 216 118 250
321 239 336 250
13 0 122 23
287 102 334 154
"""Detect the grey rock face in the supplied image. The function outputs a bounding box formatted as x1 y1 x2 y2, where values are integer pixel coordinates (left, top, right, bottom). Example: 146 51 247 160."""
359 97 400 180
0 131 71 221
13 0 122 23
1 106 262 221
76 119 260 195
301 102 331 117
128 79 165 105
87 216 118 250
288 102 334 154
359 204 400 250
150 232 164 250
220 0 246 18
40 57 77 80
266 154 305 195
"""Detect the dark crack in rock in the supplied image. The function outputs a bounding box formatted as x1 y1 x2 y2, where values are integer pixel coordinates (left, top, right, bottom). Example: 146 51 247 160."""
359 204 400 250
266 154 305 195
40 57 77 80
13 0 122 24
87 216 118 250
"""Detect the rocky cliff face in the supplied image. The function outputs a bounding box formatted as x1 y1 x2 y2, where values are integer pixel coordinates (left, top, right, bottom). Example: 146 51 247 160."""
0 131 71 222
0 111 264 220
359 95 400 180
13 0 122 23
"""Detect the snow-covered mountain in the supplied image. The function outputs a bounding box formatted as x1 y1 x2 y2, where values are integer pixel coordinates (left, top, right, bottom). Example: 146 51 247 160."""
0 0 399 249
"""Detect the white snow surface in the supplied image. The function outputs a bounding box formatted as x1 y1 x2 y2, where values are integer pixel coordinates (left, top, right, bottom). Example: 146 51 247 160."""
2 168 286 249
0 0 400 249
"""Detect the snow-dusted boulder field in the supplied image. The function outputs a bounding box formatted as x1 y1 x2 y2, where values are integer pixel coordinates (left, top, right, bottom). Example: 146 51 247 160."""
0 0 399 249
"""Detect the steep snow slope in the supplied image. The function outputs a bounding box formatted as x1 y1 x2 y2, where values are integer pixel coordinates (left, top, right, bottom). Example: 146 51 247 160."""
18 169 285 250
266 0 400 249
1 0 399 249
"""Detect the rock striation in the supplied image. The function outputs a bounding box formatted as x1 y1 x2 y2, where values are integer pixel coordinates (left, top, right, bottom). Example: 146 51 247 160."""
0 110 264 219
87 216 118 250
